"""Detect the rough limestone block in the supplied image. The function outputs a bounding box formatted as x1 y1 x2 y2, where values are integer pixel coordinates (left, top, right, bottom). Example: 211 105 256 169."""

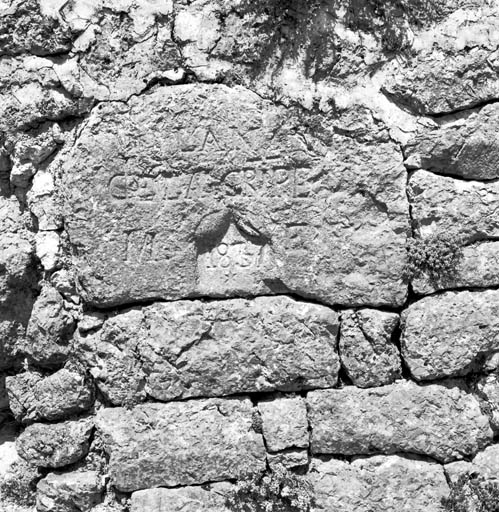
310 455 449 511
409 169 499 241
56 2 182 102
0 196 35 370
408 170 499 293
75 296 340 404
307 381 492 462
27 171 61 231
258 395 309 452
6 369 94 423
62 84 408 308
16 418 93 468
0 196 33 304
96 398 266 492
405 104 499 180
381 12 499 115
445 444 499 484
0 0 74 56
401 290 499 380
0 421 20 479
475 373 499 430
267 450 309 470
130 484 232 512
36 471 104 512
339 309 401 387
35 231 60 272
24 285 75 368
412 241 499 295
6 371 42 421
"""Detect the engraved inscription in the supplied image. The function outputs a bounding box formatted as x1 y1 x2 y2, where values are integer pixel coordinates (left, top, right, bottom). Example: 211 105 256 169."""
108 159 322 203
124 231 158 262
204 240 266 271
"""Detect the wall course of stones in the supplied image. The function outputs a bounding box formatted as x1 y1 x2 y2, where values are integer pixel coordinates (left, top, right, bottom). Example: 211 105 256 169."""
1 1 499 511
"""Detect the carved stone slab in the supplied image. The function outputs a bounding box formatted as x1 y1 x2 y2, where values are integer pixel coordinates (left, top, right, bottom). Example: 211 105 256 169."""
62 84 408 307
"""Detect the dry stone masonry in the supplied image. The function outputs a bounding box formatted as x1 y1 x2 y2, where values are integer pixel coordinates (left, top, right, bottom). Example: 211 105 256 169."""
1 1 499 512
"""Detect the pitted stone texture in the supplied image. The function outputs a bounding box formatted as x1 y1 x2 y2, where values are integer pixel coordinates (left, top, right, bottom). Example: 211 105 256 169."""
401 290 499 380
5 371 41 421
311 455 449 512
268 449 309 470
0 196 33 304
382 10 499 115
445 444 499 484
408 170 499 293
445 444 499 485
36 470 104 512
27 170 62 231
339 309 401 387
6 368 94 423
0 56 92 135
405 104 499 180
96 398 266 492
0 421 18 479
258 395 308 452
56 4 182 102
24 284 76 368
0 195 35 370
307 381 492 462
475 373 499 431
0 0 74 56
409 170 499 241
130 483 232 512
412 241 499 295
17 418 93 468
63 84 409 308
75 296 340 404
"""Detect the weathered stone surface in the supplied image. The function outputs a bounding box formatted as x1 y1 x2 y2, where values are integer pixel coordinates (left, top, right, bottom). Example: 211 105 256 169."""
401 290 499 380
96 398 266 492
60 7 182 102
35 231 60 272
75 296 340 404
0 196 33 303
258 395 308 452
409 170 499 241
408 170 499 293
405 105 499 180
268 449 309 470
0 421 19 479
130 483 232 512
36 470 104 512
0 195 35 370
62 84 409 308
6 371 41 421
307 381 493 462
382 10 499 115
475 373 499 431
17 418 93 468
0 0 74 56
311 455 449 512
0 56 92 135
412 241 499 295
28 170 62 231
445 444 499 484
6 368 94 423
24 284 76 368
339 309 401 387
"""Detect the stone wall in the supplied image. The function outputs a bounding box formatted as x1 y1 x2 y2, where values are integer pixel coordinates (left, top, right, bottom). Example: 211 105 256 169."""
1 1 499 511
